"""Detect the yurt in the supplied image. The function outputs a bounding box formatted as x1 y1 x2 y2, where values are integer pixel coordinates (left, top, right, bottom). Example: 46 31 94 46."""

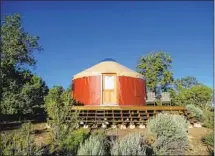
72 58 147 106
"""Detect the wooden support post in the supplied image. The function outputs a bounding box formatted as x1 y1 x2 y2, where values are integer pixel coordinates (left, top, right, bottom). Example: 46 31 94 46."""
95 110 97 123
146 112 149 120
112 124 117 128
112 110 114 122
92 124 98 129
130 110 133 123
121 110 123 122
86 110 89 124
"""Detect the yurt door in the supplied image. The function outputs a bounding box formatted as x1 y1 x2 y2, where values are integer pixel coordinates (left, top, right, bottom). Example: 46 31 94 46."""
102 74 117 104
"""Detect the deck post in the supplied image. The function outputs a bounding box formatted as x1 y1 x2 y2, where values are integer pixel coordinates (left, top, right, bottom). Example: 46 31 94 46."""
71 106 188 126
112 124 117 128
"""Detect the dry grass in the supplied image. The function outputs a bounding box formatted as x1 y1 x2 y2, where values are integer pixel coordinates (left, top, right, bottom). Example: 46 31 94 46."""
186 127 213 155
31 122 52 146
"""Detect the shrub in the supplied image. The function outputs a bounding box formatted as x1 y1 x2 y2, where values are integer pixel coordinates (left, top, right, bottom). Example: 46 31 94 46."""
202 132 214 156
111 132 147 155
77 135 107 155
60 128 90 155
202 132 214 147
186 104 203 122
0 122 45 155
203 110 214 128
171 84 212 108
44 86 79 145
147 113 189 155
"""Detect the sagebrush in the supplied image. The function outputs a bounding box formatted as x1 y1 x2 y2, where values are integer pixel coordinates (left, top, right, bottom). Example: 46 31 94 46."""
186 104 203 121
111 132 147 155
147 113 189 155
202 132 214 156
203 110 214 128
77 135 108 155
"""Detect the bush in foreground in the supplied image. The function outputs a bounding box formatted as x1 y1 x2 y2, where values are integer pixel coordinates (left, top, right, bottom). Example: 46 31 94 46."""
60 128 90 155
44 86 79 144
202 131 214 147
202 132 214 156
147 113 189 155
0 122 44 155
77 135 107 155
111 132 147 155
186 104 203 122
203 110 214 128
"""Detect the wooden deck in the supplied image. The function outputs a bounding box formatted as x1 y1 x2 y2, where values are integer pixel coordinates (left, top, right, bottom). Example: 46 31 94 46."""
68 106 193 127
70 106 185 111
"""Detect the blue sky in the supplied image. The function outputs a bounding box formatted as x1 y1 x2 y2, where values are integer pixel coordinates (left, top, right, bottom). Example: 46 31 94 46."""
2 1 214 88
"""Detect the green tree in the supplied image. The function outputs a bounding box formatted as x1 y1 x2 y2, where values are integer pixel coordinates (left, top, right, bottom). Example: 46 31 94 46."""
172 84 212 109
1 13 41 69
136 51 174 92
1 13 48 117
1 72 48 115
174 76 199 90
44 86 79 151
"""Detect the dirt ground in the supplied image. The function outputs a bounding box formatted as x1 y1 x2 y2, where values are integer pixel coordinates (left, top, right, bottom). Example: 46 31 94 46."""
186 127 213 155
106 128 147 139
32 123 52 146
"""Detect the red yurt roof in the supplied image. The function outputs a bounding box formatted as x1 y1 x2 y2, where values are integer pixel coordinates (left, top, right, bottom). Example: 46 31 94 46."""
73 58 145 79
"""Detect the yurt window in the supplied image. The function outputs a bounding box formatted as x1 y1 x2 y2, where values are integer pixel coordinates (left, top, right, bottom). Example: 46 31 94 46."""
104 75 115 89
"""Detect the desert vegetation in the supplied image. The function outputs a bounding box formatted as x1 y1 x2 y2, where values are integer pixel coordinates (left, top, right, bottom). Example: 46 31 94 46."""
0 13 214 156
